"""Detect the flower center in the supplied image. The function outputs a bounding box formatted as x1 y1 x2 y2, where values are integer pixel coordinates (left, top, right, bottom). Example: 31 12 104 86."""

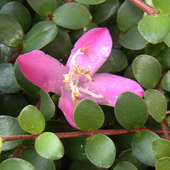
64 65 103 104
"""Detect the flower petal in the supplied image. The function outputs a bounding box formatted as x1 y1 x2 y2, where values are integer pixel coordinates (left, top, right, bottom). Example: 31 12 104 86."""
17 50 67 95
81 73 144 107
58 89 77 128
67 28 112 73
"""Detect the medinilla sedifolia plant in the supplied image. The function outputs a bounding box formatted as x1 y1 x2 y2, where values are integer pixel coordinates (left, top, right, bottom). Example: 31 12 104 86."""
0 0 169 169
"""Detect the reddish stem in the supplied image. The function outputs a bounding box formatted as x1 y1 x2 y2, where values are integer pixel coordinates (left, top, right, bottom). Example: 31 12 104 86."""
2 128 170 142
64 0 72 4
167 110 170 114
129 0 160 15
36 100 41 109
47 13 53 20
13 144 24 158
161 119 170 140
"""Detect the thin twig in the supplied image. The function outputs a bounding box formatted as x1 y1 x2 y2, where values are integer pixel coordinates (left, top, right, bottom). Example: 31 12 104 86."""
161 119 170 140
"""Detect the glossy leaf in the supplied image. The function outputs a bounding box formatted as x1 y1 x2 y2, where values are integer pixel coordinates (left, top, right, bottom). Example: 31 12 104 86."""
152 138 170 159
0 63 20 94
138 15 170 44
26 0 57 16
132 54 162 89
75 0 105 5
74 99 104 131
35 132 64 160
117 0 143 32
0 115 25 151
85 134 116 168
119 26 147 50
159 47 170 70
21 148 56 170
0 1 31 31
153 0 170 14
18 105 45 134
0 14 23 47
40 90 55 121
53 2 92 30
0 158 35 170
115 92 148 129
163 32 170 47
132 131 160 166
23 21 58 52
161 71 170 92
93 0 119 24
156 157 170 170
144 89 167 122
113 161 137 170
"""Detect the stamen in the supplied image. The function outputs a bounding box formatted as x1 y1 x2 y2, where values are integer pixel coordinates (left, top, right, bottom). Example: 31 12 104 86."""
64 73 70 83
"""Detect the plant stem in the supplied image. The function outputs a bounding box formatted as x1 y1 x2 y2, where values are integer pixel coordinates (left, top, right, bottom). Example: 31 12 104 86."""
129 0 160 15
2 128 170 142
64 0 72 4
161 119 170 140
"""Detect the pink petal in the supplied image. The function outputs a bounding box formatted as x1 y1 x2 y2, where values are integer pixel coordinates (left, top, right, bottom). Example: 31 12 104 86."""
81 73 144 107
58 89 77 128
67 28 112 73
17 50 67 95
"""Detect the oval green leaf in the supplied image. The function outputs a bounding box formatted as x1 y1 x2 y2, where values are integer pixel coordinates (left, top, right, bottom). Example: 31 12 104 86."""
152 138 170 159
115 92 148 129
93 0 119 24
0 115 25 151
35 132 64 160
0 63 20 94
26 0 57 16
21 148 56 170
53 2 92 30
113 161 137 170
119 26 147 50
23 21 58 52
132 54 162 89
117 0 143 32
132 131 160 166
75 0 105 5
40 90 55 121
153 0 170 14
0 1 31 31
144 89 167 122
138 15 170 44
85 134 116 168
164 32 170 47
0 13 23 47
159 47 170 70
18 105 45 134
161 70 170 92
0 158 35 170
74 99 104 131
156 157 170 170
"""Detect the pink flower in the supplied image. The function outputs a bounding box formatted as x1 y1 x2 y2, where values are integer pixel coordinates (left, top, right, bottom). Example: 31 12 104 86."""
17 28 144 128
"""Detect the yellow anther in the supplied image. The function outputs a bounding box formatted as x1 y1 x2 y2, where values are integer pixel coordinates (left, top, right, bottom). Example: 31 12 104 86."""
85 74 92 80
64 73 70 83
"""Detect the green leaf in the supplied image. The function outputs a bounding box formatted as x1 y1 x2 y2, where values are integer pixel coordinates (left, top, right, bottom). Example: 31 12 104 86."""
161 71 170 92
156 157 170 170
23 21 58 52
21 148 56 170
0 63 20 94
18 105 45 134
153 0 170 14
152 138 170 159
117 0 143 32
138 15 170 44
85 134 116 168
0 1 31 31
26 0 57 17
0 115 25 151
119 26 147 50
0 158 35 170
93 0 119 24
164 32 170 47
113 161 137 170
0 14 23 47
53 2 92 30
132 54 162 89
0 137 2 154
132 131 160 166
144 89 167 122
14 61 40 97
115 92 148 129
159 47 170 70
75 0 105 5
74 99 104 131
40 90 55 121
43 28 72 59
98 49 128 73
35 132 64 160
